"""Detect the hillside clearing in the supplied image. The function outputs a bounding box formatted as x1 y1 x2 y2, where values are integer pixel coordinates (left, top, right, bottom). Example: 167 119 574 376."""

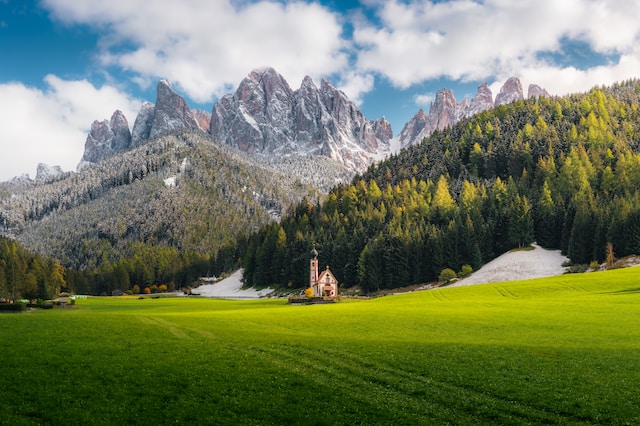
451 243 569 287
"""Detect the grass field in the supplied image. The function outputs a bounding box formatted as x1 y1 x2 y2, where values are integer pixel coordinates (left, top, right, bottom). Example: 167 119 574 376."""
1 267 639 425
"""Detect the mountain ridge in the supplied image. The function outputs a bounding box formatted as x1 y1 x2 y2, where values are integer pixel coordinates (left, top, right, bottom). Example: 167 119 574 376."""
72 69 546 177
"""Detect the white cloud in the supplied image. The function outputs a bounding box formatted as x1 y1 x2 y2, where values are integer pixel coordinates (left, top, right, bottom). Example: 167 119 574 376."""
353 0 640 95
43 0 350 103
414 93 435 106
0 76 140 181
337 72 375 106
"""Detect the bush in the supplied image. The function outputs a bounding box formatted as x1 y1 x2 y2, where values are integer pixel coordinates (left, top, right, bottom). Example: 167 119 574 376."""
27 302 53 309
567 264 589 274
0 303 27 312
459 264 473 278
439 268 457 283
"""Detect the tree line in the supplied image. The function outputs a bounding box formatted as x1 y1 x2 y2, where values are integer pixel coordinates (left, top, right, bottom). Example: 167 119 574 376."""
0 233 244 300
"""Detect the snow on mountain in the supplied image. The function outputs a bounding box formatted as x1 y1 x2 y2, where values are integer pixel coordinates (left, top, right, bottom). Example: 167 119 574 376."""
210 67 392 173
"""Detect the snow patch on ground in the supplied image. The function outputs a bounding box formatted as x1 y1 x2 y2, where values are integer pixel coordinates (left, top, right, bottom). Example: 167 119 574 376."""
450 243 569 287
190 270 274 299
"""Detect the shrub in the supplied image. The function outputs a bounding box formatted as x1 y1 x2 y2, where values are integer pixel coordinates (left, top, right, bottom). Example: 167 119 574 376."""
567 264 589 274
439 268 457 283
27 302 53 309
589 260 600 270
0 303 26 312
304 287 314 298
459 264 473 278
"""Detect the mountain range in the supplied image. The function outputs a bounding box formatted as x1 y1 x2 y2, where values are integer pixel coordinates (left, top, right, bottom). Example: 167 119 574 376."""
9 68 548 183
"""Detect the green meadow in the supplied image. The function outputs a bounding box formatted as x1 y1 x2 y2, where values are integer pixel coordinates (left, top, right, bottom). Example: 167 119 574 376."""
2 268 640 425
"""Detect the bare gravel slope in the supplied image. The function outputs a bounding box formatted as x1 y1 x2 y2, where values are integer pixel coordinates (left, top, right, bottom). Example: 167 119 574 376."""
450 244 569 287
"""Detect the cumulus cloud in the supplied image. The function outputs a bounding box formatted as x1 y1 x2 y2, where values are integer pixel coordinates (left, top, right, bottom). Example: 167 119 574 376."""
414 93 435 107
353 0 640 95
0 76 140 181
40 0 640 111
43 0 350 103
337 72 375 106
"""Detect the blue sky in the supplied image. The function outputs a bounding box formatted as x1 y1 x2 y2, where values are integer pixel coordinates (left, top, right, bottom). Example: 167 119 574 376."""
2 0 640 180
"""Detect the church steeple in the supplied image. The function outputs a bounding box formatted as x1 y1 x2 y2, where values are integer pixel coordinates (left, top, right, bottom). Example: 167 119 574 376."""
309 244 319 294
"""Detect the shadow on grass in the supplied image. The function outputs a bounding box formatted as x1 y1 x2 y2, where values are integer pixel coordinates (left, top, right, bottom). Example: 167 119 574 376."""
601 287 640 295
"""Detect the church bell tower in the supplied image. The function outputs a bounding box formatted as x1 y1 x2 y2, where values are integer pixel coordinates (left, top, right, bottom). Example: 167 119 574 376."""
310 245 319 296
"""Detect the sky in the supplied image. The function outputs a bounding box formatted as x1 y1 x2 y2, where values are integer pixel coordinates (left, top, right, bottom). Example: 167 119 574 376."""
1 0 640 181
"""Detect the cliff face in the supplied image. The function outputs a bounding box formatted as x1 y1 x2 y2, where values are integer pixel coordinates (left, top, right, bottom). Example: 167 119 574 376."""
81 80 204 167
81 110 132 164
210 67 392 172
494 77 524 106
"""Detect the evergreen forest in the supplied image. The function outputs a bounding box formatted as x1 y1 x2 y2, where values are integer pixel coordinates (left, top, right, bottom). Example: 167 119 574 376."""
243 80 640 292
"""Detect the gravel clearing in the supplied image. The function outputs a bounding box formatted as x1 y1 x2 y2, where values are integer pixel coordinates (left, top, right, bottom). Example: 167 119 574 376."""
189 270 274 299
449 243 569 287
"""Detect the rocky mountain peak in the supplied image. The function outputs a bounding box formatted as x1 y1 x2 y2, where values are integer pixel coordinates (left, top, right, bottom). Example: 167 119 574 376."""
131 102 155 147
398 109 429 149
149 79 200 139
468 83 494 116
431 88 464 130
129 80 204 148
398 88 468 149
495 77 524 106
80 110 132 165
82 79 206 167
528 84 550 99
36 163 64 181
210 67 392 172
373 117 393 142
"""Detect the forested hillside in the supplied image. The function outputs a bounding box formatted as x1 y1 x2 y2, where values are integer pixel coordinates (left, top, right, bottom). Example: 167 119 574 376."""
0 236 67 301
243 79 640 292
0 131 336 296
